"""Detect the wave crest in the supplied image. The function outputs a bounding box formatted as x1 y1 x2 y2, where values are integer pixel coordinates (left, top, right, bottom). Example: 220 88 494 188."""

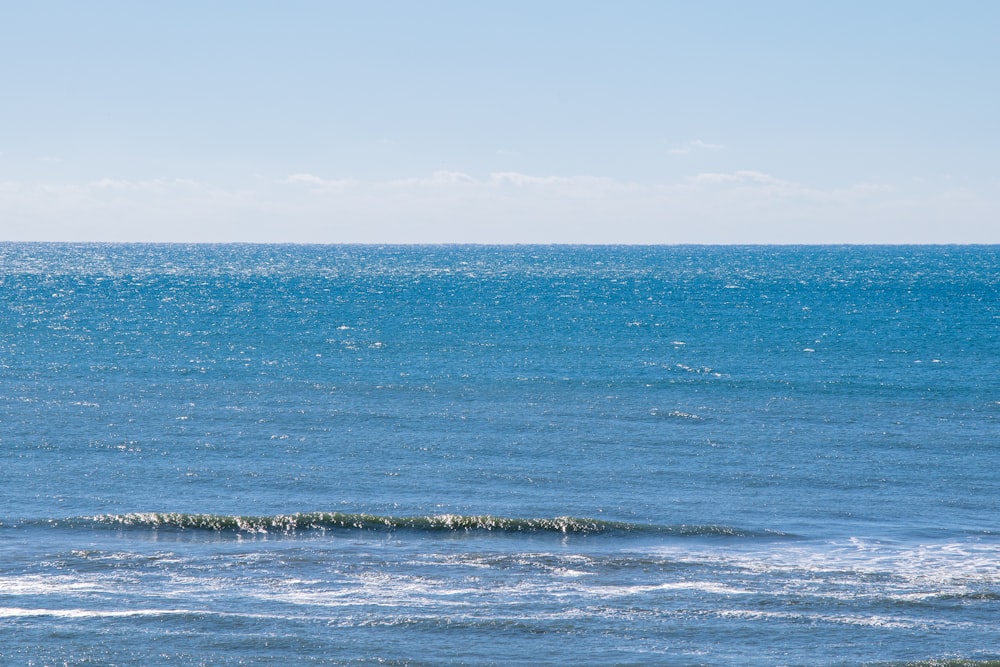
78 512 780 537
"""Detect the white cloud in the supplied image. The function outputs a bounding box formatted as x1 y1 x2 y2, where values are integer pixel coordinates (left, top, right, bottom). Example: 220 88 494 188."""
689 170 786 187
389 170 478 187
284 173 357 190
0 170 996 244
668 139 724 155
489 172 626 191
284 173 329 186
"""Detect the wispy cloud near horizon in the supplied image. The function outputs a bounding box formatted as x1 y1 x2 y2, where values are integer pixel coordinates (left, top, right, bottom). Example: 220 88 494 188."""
0 169 993 244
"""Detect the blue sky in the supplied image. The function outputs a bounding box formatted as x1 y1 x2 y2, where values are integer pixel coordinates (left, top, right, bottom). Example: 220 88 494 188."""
2 1 998 242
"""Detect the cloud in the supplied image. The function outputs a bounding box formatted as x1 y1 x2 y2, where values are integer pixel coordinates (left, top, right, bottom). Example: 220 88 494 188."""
390 170 478 187
0 178 259 242
668 139 724 155
284 173 357 190
0 170 996 244
489 172 627 192
689 170 785 186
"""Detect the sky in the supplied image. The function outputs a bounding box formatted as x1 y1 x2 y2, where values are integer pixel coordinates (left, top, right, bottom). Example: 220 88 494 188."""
1 1 998 243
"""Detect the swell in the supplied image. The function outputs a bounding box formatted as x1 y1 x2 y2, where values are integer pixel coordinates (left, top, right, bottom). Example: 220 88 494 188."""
42 512 788 538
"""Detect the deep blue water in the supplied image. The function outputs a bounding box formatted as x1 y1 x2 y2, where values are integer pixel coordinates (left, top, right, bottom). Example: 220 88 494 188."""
1 244 998 665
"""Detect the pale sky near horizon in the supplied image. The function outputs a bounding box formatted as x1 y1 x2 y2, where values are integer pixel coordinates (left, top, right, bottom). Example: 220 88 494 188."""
1 1 998 243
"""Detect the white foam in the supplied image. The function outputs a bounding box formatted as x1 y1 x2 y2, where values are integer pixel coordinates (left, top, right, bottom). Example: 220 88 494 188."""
711 608 979 631
588 581 754 597
0 575 114 596
0 606 321 623
641 538 1000 602
0 606 197 619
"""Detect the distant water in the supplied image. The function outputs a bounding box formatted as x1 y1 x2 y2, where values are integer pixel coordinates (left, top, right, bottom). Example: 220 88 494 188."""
1 244 998 665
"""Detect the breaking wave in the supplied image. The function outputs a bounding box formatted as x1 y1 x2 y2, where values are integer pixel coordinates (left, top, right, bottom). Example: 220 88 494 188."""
56 512 787 537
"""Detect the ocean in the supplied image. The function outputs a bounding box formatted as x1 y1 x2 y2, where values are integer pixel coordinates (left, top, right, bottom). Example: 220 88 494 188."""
0 243 997 665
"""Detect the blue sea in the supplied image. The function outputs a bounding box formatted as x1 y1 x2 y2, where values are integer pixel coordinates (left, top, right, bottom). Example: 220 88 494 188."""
1 243 998 666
